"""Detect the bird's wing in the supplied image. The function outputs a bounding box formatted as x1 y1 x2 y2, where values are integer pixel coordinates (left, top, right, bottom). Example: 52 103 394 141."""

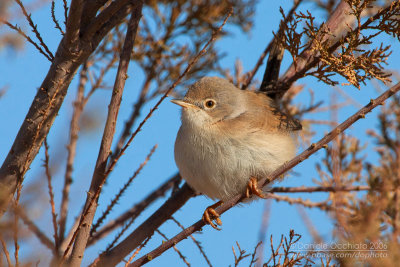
251 91 302 132
216 91 302 135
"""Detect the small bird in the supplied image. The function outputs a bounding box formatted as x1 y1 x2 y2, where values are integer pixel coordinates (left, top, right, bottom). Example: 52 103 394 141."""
172 77 301 229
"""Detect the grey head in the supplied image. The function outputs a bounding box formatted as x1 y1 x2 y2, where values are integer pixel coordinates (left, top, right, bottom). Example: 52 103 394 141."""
171 77 247 125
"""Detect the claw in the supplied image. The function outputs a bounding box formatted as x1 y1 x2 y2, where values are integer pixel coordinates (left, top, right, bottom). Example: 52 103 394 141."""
245 177 266 199
202 201 223 230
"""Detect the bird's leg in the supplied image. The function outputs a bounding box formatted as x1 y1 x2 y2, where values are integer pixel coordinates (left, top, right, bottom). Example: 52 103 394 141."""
245 177 266 199
202 201 223 230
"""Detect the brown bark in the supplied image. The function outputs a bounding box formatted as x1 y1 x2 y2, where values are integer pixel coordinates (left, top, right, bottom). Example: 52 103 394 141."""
95 183 195 266
0 0 133 217
67 2 144 266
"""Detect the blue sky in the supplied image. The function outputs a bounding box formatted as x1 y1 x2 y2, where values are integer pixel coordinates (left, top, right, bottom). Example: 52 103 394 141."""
1 0 400 266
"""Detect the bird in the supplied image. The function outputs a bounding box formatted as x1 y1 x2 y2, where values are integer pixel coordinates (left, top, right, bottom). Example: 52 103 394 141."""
172 77 301 229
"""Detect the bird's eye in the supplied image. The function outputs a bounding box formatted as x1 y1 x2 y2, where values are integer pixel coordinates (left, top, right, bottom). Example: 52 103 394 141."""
204 99 216 109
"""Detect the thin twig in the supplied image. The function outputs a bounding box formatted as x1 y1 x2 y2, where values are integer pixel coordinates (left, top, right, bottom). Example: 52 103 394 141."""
88 174 180 246
104 214 136 252
249 241 262 267
265 193 332 211
232 242 250 267
268 185 370 193
83 57 118 103
0 20 53 61
256 200 271 267
59 62 88 245
13 190 22 267
14 0 54 60
171 217 213 267
129 82 400 266
112 77 152 160
62 0 68 26
156 230 190 267
43 139 59 252
91 144 158 235
0 233 12 267
51 1 65 35
13 204 54 251
124 237 151 267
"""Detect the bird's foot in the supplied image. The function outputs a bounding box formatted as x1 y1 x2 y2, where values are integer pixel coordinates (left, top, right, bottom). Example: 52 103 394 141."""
245 177 266 199
202 201 223 230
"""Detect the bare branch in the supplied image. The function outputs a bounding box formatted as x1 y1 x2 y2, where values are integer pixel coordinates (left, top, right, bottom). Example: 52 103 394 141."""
67 3 144 266
88 174 180 246
62 0 68 26
91 144 158 236
265 193 332 211
13 205 54 251
51 1 65 35
43 139 59 252
171 217 213 267
0 20 53 61
124 237 150 267
0 233 12 267
59 62 88 245
268 185 370 193
156 230 190 267
14 0 54 60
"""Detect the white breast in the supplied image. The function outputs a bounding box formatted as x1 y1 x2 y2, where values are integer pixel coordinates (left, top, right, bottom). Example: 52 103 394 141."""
174 120 296 201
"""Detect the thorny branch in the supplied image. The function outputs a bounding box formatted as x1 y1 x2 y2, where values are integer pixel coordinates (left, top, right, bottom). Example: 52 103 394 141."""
87 174 181 246
43 139 59 253
90 145 158 236
0 19 53 61
14 0 54 60
67 3 144 266
58 62 88 245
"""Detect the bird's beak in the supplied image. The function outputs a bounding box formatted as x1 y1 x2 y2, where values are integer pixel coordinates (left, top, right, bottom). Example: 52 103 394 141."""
171 99 199 109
